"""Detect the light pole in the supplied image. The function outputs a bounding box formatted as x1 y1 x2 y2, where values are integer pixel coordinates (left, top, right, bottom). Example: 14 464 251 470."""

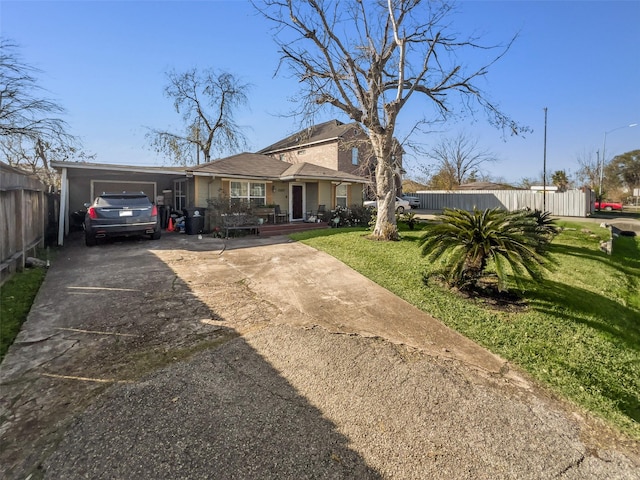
599 123 638 208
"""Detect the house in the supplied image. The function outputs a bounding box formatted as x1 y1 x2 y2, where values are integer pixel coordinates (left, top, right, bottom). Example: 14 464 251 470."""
50 119 411 242
51 151 367 243
259 119 404 198
259 119 371 174
188 152 368 224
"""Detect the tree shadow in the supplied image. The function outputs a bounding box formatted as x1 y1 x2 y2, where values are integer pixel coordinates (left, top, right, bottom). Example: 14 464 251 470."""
526 278 640 352
0 233 381 479
524 277 640 424
550 236 640 275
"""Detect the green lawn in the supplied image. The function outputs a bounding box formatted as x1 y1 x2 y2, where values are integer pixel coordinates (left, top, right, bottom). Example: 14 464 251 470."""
291 221 640 439
1 266 47 361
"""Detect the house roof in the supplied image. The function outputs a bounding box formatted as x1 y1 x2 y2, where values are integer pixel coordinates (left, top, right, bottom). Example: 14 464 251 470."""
189 152 367 183
190 153 290 178
258 119 361 154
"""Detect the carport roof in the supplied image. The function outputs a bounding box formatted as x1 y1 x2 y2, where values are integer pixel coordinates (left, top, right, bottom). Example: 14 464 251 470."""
51 160 185 176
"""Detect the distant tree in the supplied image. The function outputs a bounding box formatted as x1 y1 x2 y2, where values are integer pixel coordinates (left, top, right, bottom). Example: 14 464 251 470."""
147 68 250 166
0 39 79 186
427 166 457 190
256 0 528 240
426 133 497 188
516 177 537 190
466 170 479 184
551 170 570 191
609 150 640 195
574 149 599 191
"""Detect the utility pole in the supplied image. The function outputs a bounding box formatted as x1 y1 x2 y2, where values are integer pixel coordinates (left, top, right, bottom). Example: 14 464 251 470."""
543 107 548 211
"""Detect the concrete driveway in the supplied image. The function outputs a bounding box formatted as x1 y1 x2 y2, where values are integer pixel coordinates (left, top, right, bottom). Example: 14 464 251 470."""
0 232 638 479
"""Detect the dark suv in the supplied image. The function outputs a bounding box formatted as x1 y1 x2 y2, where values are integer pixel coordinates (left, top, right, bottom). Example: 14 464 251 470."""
84 193 161 246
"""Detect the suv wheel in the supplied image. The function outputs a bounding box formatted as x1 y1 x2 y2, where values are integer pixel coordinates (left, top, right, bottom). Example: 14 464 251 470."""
150 230 161 240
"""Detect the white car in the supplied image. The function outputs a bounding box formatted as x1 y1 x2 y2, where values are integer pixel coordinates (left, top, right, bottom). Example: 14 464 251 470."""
363 196 411 213
401 194 421 208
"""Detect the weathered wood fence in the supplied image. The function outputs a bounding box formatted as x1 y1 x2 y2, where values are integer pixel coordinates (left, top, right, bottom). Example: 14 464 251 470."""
415 189 594 217
0 162 53 285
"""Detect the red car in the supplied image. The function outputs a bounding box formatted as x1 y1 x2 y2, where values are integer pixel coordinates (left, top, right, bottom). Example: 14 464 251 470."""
594 201 623 211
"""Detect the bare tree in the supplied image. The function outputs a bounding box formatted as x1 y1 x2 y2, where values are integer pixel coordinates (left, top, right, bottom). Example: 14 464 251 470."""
426 133 497 188
574 149 599 191
0 39 77 186
255 0 527 240
147 68 250 165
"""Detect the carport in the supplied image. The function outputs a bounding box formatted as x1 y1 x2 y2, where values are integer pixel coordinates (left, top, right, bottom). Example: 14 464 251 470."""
51 161 187 245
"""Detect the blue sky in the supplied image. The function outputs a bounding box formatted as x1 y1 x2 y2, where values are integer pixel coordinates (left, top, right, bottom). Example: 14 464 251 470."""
2 0 638 183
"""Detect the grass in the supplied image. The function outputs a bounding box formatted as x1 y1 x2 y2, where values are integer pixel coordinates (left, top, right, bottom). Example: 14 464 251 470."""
291 221 640 440
1 266 48 361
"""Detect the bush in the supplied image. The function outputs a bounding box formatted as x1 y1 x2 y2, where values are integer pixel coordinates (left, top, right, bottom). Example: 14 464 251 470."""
329 204 373 227
419 207 556 292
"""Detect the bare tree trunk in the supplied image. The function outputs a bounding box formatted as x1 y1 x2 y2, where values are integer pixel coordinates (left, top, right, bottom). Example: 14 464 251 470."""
370 131 399 240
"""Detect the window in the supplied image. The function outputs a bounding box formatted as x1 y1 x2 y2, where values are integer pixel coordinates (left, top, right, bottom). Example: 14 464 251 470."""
351 147 358 165
174 179 186 211
230 181 266 207
336 184 348 207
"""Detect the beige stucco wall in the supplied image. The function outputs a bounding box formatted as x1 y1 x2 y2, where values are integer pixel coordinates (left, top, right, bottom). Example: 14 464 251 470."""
277 142 339 170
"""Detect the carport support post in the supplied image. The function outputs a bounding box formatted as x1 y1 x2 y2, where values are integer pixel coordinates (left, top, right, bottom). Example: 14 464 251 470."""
57 167 68 246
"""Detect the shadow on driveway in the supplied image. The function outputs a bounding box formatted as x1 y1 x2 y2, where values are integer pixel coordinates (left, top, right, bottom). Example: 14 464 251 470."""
0 233 380 479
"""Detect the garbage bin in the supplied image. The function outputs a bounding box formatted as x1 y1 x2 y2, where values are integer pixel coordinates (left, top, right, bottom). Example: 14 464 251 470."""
182 207 206 235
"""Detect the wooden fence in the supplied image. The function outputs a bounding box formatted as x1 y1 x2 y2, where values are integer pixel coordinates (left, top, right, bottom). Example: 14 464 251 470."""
415 189 594 217
0 162 49 285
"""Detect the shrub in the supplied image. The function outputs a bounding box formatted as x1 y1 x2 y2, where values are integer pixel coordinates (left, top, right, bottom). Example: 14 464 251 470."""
330 204 373 227
419 207 556 292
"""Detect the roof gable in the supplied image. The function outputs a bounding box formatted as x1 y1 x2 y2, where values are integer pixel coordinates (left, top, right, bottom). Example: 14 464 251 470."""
258 119 362 154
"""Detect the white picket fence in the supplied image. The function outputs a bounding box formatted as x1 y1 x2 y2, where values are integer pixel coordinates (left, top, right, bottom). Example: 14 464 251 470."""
415 189 594 217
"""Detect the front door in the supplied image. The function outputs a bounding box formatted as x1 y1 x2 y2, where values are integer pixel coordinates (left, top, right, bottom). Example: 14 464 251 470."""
291 184 304 220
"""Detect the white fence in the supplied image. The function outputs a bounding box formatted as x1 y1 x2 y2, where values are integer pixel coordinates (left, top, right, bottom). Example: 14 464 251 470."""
415 189 594 217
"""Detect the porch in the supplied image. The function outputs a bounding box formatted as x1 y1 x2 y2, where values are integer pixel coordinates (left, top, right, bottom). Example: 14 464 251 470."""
258 221 331 237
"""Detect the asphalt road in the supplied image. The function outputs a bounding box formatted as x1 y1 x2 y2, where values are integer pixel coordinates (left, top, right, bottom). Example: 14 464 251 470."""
1 232 638 479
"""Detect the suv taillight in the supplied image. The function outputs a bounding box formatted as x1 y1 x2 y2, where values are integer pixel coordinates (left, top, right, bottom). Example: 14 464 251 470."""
151 205 158 216
87 207 98 219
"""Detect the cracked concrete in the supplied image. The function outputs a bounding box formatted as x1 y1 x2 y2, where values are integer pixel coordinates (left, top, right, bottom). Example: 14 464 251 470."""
1 232 638 479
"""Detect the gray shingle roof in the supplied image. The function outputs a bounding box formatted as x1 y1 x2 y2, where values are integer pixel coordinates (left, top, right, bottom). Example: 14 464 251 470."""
189 152 368 183
190 153 290 178
258 119 361 153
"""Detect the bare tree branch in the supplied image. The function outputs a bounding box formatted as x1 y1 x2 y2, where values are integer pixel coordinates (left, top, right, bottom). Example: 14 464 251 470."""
146 68 250 165
0 38 83 186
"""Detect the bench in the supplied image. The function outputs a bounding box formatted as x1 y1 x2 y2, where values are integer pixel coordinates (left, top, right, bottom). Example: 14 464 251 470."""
221 214 260 238
253 207 276 224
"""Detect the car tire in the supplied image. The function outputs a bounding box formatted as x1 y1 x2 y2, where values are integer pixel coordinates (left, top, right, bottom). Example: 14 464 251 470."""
396 206 405 214
605 206 613 211
85 233 97 247
150 230 161 240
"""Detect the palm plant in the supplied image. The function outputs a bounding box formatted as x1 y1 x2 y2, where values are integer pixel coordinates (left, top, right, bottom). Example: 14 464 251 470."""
419 207 555 291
